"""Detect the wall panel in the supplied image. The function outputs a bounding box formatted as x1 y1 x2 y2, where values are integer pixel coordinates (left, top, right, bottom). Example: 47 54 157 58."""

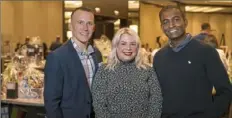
1 1 63 49
1 1 14 47
140 3 164 49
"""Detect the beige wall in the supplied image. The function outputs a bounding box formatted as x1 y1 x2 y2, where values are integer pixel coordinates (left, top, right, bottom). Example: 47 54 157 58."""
1 1 63 49
1 1 14 47
187 13 232 48
140 3 163 49
140 3 232 49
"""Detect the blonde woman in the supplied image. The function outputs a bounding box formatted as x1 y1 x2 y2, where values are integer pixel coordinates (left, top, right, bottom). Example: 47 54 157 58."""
92 28 162 118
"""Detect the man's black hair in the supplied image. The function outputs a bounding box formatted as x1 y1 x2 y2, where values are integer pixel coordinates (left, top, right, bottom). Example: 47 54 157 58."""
159 5 186 22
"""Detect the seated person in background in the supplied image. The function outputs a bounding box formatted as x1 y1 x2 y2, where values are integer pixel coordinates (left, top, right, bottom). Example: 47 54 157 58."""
92 28 162 118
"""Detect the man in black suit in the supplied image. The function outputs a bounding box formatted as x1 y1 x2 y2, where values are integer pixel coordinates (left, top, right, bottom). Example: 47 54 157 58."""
44 7 102 118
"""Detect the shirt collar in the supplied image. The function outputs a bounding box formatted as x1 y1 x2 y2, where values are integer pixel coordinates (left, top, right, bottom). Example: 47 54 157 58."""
71 38 94 55
168 33 192 52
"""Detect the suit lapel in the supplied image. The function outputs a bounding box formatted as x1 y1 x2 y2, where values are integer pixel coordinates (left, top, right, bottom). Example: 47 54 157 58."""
67 40 87 80
67 40 102 93
91 51 99 73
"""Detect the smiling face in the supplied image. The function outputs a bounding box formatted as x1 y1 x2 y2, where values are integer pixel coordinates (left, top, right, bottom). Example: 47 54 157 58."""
70 10 95 45
160 8 187 41
116 34 138 62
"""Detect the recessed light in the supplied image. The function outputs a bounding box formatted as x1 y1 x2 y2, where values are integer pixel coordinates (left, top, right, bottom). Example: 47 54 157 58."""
95 7 101 13
114 10 119 15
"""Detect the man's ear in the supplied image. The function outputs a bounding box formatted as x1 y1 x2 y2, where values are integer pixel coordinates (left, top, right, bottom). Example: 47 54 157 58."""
160 24 165 33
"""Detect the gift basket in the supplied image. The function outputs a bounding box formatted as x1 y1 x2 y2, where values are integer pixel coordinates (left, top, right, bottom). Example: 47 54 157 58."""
94 35 112 63
1 36 45 99
2 62 19 99
18 64 44 99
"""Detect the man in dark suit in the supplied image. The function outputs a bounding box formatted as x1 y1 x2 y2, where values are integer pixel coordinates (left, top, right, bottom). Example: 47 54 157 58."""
44 7 102 118
49 36 62 51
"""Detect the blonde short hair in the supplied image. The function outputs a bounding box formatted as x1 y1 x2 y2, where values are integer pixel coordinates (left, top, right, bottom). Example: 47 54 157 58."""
106 28 150 70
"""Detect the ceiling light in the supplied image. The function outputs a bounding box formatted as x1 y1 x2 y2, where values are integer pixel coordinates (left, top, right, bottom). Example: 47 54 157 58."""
65 1 83 8
185 6 199 11
191 7 211 12
185 6 225 13
208 0 232 3
128 1 139 9
114 10 119 16
204 7 225 12
128 1 136 4
95 7 101 13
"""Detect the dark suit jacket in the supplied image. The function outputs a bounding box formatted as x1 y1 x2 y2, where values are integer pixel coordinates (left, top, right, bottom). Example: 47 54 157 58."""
44 40 102 118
